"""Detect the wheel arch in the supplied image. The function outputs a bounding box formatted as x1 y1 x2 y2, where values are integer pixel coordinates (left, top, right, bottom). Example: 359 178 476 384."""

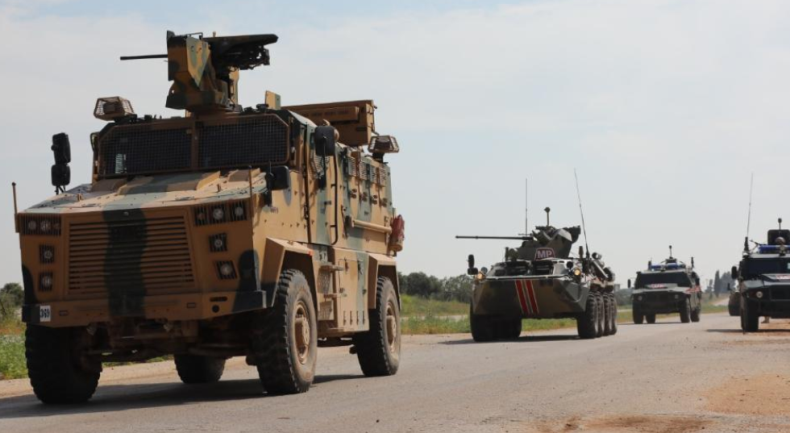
262 238 317 309
367 253 399 309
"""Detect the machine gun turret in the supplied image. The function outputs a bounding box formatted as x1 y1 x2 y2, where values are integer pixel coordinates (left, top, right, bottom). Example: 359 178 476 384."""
121 31 278 114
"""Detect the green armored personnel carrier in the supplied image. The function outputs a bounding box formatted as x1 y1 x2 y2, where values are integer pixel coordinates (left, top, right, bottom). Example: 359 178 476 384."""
629 247 702 324
731 220 790 332
458 208 617 342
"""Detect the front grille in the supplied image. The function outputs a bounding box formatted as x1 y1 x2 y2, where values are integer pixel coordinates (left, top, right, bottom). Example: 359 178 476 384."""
67 216 195 295
770 287 790 300
643 292 676 302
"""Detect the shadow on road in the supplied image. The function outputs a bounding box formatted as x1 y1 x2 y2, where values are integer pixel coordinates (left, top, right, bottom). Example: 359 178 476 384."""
707 328 790 334
441 334 580 345
0 374 363 419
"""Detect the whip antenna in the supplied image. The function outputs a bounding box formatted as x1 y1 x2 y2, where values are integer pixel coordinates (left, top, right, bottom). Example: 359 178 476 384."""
746 173 754 239
574 169 590 257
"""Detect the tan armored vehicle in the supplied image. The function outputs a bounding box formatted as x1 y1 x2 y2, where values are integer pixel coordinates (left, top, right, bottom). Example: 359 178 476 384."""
14 31 406 403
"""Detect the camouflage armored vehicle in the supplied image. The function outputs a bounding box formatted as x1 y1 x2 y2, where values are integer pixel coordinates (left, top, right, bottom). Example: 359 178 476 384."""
458 208 617 342
731 220 790 332
14 31 406 404
629 247 702 324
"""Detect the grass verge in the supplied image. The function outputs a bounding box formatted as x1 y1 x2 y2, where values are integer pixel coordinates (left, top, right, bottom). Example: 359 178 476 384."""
400 295 467 317
401 314 577 335
0 315 26 380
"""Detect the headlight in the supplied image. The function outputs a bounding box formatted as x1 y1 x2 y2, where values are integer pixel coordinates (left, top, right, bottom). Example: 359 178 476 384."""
27 220 38 232
234 205 245 218
572 268 582 277
474 272 485 281
212 207 225 221
40 273 53 290
220 264 234 276
638 296 643 301
40 219 52 233
756 291 764 299
674 294 679 300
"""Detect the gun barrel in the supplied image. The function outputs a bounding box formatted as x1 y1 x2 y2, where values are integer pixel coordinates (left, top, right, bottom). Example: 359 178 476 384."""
120 54 168 61
456 235 533 240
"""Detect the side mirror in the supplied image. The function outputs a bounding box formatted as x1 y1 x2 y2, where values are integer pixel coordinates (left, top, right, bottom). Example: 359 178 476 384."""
467 254 477 275
266 166 291 191
627 279 632 289
731 265 739 280
480 267 488 275
51 133 71 193
313 126 337 156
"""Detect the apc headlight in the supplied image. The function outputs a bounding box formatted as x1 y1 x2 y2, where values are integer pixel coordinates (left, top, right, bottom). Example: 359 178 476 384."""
572 268 582 277
474 272 485 281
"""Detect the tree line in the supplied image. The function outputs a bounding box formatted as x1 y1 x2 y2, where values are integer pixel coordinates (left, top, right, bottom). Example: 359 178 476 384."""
398 272 473 303
0 283 23 319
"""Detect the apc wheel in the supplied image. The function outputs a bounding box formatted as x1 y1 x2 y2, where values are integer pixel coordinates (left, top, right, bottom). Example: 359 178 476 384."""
577 292 598 339
740 299 759 332
595 293 605 338
680 298 691 323
353 277 401 377
633 307 644 325
175 355 225 384
602 294 612 336
25 325 100 404
470 304 497 342
690 307 701 323
646 314 656 324
252 269 317 395
608 295 618 336
498 318 522 340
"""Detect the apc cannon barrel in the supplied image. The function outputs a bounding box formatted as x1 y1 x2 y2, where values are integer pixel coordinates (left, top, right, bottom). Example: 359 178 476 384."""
120 54 168 61
456 235 533 240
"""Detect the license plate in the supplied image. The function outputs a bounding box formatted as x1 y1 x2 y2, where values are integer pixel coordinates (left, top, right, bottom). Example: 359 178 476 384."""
39 305 51 323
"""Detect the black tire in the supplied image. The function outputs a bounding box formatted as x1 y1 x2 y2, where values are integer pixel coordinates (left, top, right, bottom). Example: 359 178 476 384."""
595 293 605 338
498 318 522 340
353 277 401 376
741 299 759 332
470 303 497 342
728 293 741 317
602 294 612 336
251 270 317 395
633 307 644 325
174 355 226 384
646 314 656 324
577 292 598 339
680 298 691 323
608 294 618 336
25 325 100 404
690 307 701 323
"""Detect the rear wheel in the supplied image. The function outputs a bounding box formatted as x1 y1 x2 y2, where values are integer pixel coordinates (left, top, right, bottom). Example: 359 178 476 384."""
680 298 691 323
251 269 317 395
690 307 701 323
577 292 598 339
26 325 100 404
608 294 618 335
646 314 656 324
741 299 759 332
470 304 497 342
174 355 225 384
353 277 401 376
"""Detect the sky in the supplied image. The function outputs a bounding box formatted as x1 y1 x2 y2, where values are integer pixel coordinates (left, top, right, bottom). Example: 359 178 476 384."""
2 0 790 287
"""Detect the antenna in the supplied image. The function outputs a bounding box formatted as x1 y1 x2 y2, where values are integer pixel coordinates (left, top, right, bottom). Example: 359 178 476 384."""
545 207 551 226
779 218 783 230
573 169 590 256
669 245 673 259
746 173 754 239
525 179 528 235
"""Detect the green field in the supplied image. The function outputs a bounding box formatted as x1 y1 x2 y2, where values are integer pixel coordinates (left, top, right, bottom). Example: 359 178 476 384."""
0 316 26 380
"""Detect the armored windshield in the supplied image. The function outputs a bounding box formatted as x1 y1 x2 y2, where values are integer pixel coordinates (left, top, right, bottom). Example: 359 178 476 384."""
635 272 692 288
741 258 790 277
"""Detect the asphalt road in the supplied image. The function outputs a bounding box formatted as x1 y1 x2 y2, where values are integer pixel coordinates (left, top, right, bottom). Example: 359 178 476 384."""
1 314 788 433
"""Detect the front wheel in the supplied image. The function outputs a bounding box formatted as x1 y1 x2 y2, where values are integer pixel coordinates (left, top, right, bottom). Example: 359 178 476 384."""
690 307 701 323
680 298 691 323
498 318 522 340
741 299 759 332
353 277 401 376
577 292 598 339
608 294 618 336
646 314 656 324
633 307 644 324
470 304 497 342
26 325 101 404
251 269 317 395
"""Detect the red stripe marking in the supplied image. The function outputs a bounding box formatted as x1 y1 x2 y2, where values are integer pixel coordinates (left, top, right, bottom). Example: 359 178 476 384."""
515 280 529 314
526 280 540 314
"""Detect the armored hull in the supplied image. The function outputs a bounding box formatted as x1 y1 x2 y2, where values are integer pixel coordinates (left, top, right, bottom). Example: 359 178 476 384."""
472 273 589 319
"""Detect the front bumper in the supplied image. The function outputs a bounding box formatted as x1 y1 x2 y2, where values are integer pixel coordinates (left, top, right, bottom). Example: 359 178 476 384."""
22 290 266 327
472 276 587 319
743 288 790 318
632 291 685 314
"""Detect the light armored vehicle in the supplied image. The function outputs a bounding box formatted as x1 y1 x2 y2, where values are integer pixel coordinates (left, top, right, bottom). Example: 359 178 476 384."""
629 247 702 324
731 220 790 332
14 31 406 403
458 209 617 342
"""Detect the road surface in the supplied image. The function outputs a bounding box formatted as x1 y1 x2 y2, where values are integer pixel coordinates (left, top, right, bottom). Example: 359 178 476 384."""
1 314 788 433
